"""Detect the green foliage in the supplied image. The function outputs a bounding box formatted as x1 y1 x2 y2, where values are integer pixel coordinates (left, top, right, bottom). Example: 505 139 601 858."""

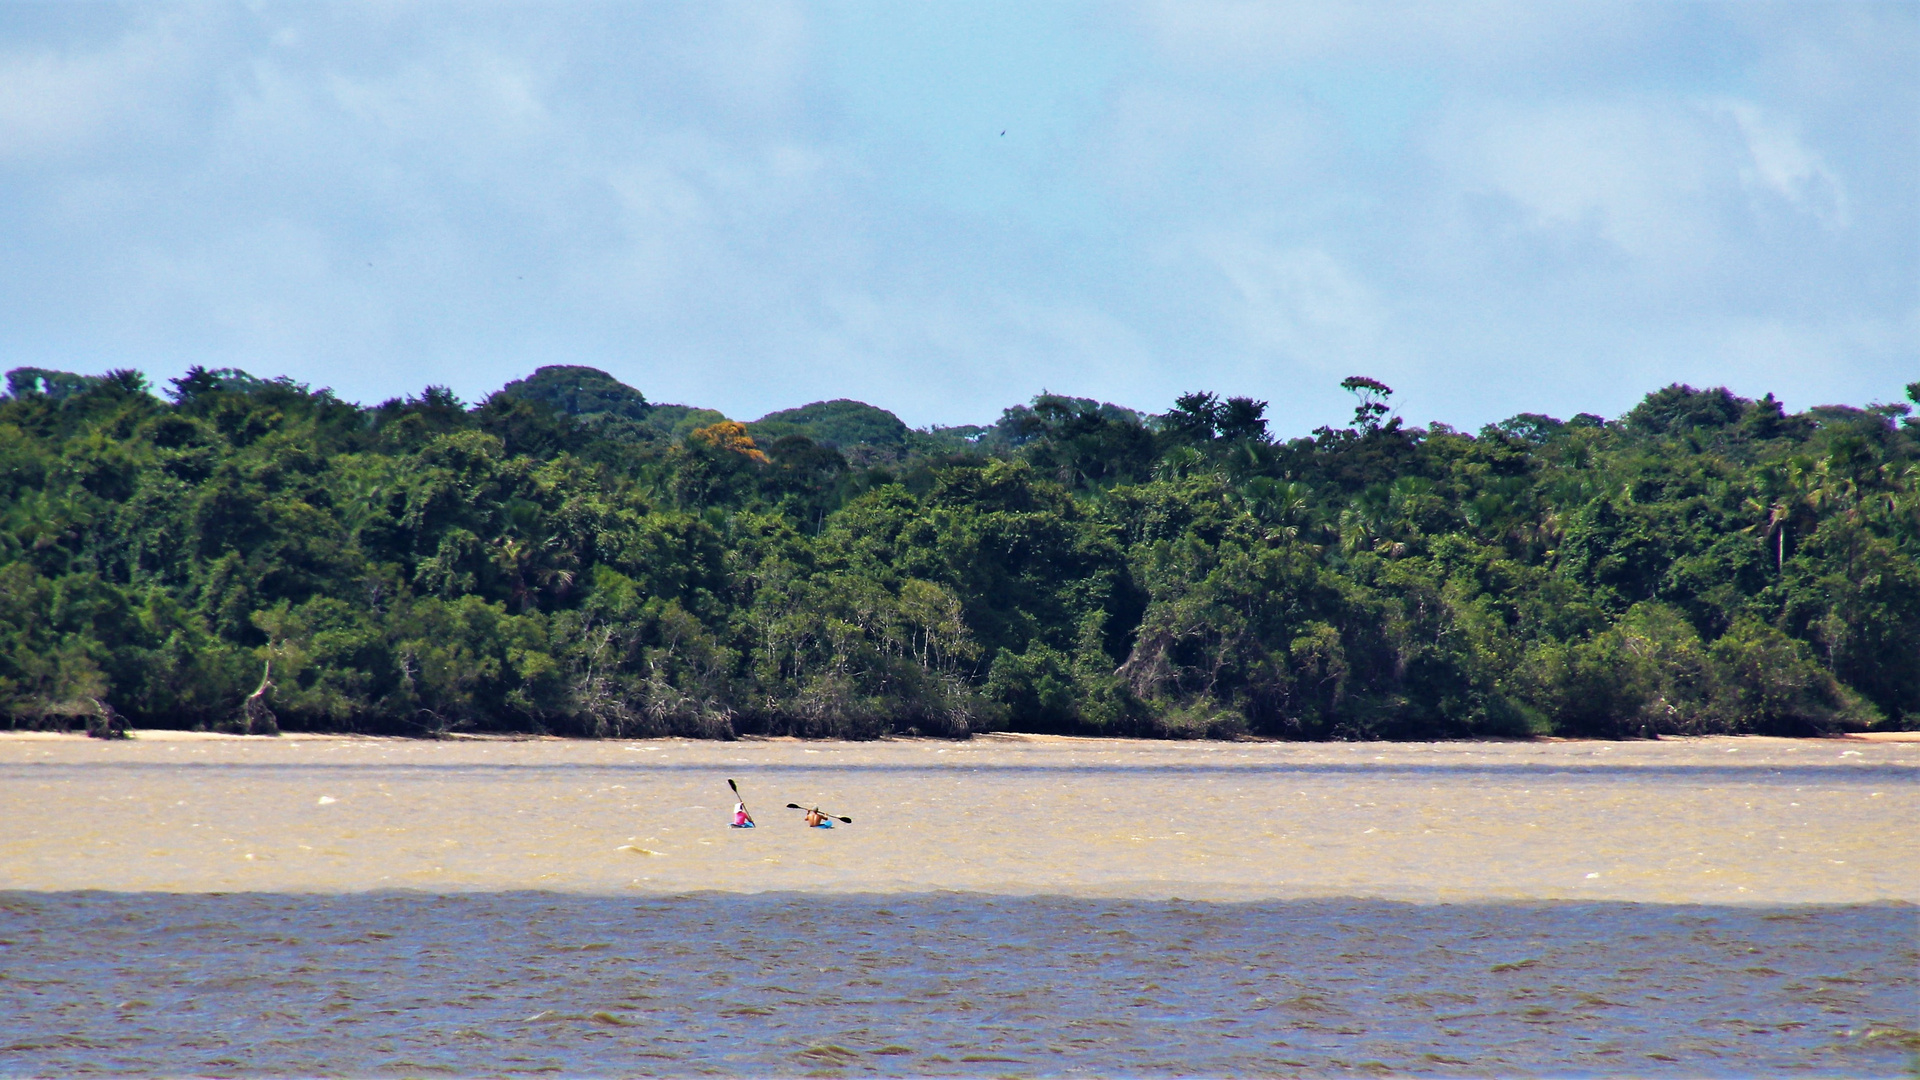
751 399 911 452
493 365 730 446
495 365 650 423
2 366 1914 739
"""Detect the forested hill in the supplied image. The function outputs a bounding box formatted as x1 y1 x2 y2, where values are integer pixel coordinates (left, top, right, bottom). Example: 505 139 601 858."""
3 364 1916 740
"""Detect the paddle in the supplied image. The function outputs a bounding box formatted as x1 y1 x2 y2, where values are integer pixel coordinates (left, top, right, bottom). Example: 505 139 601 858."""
727 778 755 826
786 803 853 824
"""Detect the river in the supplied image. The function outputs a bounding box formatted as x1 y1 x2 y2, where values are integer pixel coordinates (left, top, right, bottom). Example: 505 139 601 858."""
1 732 1914 1076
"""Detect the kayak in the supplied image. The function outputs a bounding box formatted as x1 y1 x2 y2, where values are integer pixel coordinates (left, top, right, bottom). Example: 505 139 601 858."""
730 822 755 829
811 821 834 829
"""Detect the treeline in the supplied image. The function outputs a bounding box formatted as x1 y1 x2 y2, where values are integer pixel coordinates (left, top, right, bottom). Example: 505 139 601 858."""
2 363 1916 740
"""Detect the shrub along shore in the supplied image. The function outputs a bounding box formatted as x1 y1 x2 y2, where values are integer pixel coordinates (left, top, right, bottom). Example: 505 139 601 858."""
3 365 1915 740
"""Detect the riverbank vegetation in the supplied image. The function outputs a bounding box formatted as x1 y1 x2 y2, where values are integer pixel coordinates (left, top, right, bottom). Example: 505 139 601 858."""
3 364 1915 739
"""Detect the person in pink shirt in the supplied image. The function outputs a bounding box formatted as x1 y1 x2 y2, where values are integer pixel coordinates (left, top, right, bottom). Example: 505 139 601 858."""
731 801 755 828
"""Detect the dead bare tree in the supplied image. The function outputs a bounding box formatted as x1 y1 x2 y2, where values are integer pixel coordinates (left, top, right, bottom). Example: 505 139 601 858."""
242 661 279 736
86 697 129 740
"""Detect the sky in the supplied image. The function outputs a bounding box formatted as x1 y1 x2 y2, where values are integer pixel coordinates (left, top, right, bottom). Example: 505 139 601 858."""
0 1 1914 437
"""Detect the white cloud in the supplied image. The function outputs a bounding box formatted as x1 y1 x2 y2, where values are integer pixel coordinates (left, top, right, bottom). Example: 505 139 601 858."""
322 45 551 143
1427 98 1730 271
0 1 1910 431
793 284 1164 425
1715 99 1848 226
1134 0 1657 72
0 14 190 161
1195 236 1390 374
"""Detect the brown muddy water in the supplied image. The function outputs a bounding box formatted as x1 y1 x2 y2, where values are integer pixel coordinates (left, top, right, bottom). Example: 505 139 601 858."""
1 733 1915 1077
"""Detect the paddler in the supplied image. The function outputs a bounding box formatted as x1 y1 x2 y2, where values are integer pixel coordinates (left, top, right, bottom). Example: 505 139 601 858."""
731 801 755 828
803 807 832 829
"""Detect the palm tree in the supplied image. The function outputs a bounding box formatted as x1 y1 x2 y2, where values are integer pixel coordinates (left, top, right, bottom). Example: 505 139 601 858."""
1153 446 1207 483
1743 457 1829 572
1237 477 1312 543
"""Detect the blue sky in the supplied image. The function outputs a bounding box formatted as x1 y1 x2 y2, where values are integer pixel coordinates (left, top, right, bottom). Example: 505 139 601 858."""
0 1 1913 436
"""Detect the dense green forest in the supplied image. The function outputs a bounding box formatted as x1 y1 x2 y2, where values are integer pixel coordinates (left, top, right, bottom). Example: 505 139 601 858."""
3 363 1916 739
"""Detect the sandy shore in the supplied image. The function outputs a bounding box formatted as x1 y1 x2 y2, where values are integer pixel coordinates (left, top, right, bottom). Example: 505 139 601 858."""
6 727 1918 741
3 731 1912 903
